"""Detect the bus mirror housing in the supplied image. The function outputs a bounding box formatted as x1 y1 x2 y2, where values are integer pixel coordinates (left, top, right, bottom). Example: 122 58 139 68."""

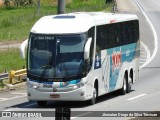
84 37 92 60
20 39 28 59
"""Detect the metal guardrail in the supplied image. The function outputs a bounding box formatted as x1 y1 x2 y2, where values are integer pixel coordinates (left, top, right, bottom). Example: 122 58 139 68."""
0 73 9 81
0 69 26 85
9 69 26 84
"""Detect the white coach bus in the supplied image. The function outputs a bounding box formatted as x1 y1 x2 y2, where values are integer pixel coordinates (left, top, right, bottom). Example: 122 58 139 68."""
20 12 140 106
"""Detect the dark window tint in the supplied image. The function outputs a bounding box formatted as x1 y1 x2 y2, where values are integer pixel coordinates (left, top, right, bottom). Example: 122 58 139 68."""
96 20 139 50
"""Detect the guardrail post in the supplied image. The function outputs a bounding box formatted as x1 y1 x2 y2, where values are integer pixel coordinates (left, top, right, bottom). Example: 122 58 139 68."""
9 70 15 84
9 69 27 84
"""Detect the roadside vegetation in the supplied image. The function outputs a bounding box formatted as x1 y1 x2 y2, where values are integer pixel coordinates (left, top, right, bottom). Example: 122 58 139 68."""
0 80 5 88
0 48 25 88
0 0 113 42
0 48 25 73
0 0 113 76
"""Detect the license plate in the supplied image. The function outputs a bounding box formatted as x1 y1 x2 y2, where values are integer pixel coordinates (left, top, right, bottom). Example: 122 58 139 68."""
50 94 60 98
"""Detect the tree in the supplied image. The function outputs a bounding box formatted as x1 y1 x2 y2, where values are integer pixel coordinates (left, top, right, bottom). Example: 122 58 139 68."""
106 0 112 3
3 0 10 7
3 0 34 7
57 0 66 14
37 0 40 15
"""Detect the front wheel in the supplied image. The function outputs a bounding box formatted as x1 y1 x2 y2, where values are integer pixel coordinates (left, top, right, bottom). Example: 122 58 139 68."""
87 87 97 105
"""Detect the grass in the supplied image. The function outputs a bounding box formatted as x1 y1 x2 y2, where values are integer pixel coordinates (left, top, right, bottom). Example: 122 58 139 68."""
66 0 112 12
0 0 113 76
0 6 56 42
0 80 5 88
0 0 113 42
0 48 25 73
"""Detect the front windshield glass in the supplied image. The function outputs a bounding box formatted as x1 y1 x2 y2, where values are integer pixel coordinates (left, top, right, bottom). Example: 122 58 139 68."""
28 33 86 80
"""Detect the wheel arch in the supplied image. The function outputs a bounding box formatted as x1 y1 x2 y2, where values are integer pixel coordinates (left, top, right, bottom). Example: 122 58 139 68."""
124 69 128 84
93 78 99 97
129 68 134 84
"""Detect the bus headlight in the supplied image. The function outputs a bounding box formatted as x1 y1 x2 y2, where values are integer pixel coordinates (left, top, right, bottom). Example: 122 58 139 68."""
70 82 86 89
28 82 39 89
33 85 39 89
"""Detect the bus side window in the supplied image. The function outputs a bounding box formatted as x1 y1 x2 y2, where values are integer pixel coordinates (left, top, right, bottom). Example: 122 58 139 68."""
133 20 139 42
129 21 135 44
118 23 123 46
109 24 115 48
96 25 103 50
124 21 129 45
129 21 134 43
127 21 131 44
115 23 120 46
108 25 112 48
105 25 110 49
100 26 107 49
122 22 126 45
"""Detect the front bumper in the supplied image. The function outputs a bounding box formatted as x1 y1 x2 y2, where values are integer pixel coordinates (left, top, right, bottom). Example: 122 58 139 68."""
27 86 89 101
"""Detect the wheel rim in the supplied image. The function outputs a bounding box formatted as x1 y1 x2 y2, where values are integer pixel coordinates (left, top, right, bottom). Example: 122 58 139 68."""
123 77 126 91
93 88 97 99
91 88 97 105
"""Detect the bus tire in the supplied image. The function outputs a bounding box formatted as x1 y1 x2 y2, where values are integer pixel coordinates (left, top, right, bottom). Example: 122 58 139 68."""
119 75 127 95
127 77 132 93
37 101 47 106
87 87 97 105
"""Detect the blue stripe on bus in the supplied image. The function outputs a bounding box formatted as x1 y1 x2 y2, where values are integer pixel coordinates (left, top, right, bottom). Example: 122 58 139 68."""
69 79 81 84
108 43 137 91
96 43 137 92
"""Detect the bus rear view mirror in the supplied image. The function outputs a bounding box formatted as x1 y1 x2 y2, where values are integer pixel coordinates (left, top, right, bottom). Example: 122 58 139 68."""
84 37 92 60
20 39 28 59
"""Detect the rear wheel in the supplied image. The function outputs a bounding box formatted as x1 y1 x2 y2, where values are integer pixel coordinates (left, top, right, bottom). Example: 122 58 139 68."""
126 77 132 93
37 101 47 106
119 75 127 95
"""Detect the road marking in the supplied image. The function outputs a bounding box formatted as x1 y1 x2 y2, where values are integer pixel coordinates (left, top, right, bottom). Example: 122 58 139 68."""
71 117 78 119
0 98 8 101
71 111 92 119
0 95 27 102
140 42 151 69
134 0 158 68
22 103 37 108
140 50 145 54
11 92 27 95
127 94 147 101
140 61 146 64
140 57 148 59
4 108 15 111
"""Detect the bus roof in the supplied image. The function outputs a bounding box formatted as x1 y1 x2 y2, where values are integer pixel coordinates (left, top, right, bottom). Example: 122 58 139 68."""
31 12 138 34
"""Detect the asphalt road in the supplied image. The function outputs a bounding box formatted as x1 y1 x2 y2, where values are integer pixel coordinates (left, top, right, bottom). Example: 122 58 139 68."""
1 0 160 120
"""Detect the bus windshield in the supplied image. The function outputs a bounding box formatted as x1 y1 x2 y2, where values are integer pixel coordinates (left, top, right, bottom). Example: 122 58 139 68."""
27 33 86 80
